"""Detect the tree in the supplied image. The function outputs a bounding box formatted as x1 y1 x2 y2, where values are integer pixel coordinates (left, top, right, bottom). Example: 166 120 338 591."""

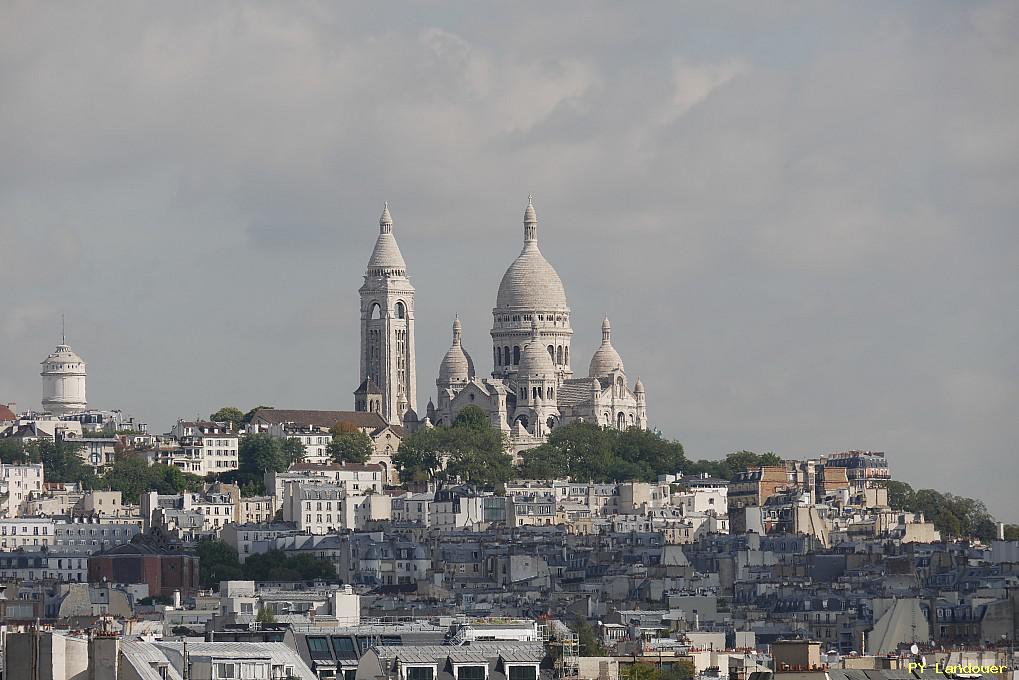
393 427 445 482
210 407 245 431
233 433 301 493
33 440 97 487
621 663 660 680
102 456 203 503
256 606 277 623
196 539 244 588
0 439 33 464
516 422 686 483
516 443 570 479
660 660 695 680
328 423 373 464
395 407 513 487
571 614 606 656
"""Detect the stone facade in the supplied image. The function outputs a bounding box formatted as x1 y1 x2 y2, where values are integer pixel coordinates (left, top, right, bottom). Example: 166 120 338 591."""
423 198 649 449
357 203 417 425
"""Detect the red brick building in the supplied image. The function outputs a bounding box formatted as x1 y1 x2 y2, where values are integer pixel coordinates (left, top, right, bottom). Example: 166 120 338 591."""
87 542 199 598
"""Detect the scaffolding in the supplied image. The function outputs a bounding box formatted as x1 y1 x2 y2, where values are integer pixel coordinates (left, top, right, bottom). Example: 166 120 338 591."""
539 619 580 680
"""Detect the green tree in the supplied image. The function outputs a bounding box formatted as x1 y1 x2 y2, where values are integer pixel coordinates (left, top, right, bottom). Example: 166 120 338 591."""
328 422 373 464
517 422 686 483
33 440 98 487
393 427 445 482
196 539 245 588
571 614 606 656
660 659 696 680
440 407 513 486
395 407 513 487
102 456 203 503
883 480 916 510
233 433 300 493
0 439 33 464
210 407 245 431
622 663 660 680
516 443 570 479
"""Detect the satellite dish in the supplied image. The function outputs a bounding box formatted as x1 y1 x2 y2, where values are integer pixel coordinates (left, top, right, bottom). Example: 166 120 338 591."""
910 644 919 655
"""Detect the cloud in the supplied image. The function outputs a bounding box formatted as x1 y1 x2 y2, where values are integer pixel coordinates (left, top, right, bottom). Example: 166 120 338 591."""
1 2 1017 518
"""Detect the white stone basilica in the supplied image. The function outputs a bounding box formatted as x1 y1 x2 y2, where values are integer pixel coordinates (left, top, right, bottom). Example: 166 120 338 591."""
355 198 648 450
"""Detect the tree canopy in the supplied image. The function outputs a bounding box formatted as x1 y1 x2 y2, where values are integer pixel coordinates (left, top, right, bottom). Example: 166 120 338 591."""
224 433 305 494
196 540 337 588
684 450 784 480
516 422 686 483
882 480 999 540
103 455 204 503
328 422 373 464
0 439 98 487
209 407 245 430
394 405 513 487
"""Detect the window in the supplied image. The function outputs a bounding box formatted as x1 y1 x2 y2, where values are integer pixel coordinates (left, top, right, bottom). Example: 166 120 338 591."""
508 668 536 680
331 636 357 659
395 302 406 319
216 664 237 679
513 346 520 364
458 667 486 680
407 668 434 680
308 637 332 659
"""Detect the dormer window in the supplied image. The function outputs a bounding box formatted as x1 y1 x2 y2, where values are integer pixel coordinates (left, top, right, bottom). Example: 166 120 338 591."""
405 667 435 680
457 666 486 680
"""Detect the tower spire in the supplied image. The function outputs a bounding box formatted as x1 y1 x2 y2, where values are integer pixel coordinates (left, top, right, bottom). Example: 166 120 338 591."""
379 201 393 234
523 195 537 244
61 314 65 345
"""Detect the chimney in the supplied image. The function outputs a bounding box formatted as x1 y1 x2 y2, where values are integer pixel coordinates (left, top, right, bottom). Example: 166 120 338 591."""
89 629 120 680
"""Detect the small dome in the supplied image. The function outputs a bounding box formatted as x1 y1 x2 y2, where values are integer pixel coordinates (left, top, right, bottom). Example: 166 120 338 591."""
41 344 86 371
634 376 645 393
495 197 569 311
367 202 407 273
517 319 556 377
589 317 624 378
438 317 472 384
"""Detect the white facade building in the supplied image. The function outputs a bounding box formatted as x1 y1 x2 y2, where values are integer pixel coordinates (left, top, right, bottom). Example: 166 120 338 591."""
168 420 240 475
40 342 87 415
0 463 44 517
357 203 417 424
422 198 649 449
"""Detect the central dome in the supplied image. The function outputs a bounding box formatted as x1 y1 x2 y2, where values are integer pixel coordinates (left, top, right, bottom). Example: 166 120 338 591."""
495 197 568 311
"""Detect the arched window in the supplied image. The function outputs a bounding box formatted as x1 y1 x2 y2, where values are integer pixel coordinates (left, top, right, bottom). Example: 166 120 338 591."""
564 347 569 364
395 301 406 319
503 346 511 366
556 346 563 364
532 387 538 399
513 346 520 365
495 348 501 366
547 345 554 361
546 416 557 430
370 303 382 320
603 412 611 425
546 387 553 399
617 412 626 429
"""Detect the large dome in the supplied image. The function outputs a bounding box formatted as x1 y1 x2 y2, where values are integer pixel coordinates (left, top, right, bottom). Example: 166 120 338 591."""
495 197 568 311
496 245 568 310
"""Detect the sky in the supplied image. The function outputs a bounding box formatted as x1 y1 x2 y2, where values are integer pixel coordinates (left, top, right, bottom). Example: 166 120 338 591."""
1 2 1017 519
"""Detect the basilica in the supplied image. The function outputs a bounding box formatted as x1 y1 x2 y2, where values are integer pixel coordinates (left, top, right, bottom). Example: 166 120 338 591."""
354 198 648 451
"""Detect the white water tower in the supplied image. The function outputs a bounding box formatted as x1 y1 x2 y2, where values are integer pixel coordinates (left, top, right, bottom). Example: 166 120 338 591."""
41 341 87 415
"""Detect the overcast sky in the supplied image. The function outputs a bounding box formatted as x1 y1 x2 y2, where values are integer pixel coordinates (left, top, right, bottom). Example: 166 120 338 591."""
2 2 1017 519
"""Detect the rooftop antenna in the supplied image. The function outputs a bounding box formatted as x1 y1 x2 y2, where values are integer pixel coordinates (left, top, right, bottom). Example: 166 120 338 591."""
61 314 65 344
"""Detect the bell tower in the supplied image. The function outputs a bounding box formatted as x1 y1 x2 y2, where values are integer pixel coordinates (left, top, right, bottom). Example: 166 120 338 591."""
357 203 417 423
